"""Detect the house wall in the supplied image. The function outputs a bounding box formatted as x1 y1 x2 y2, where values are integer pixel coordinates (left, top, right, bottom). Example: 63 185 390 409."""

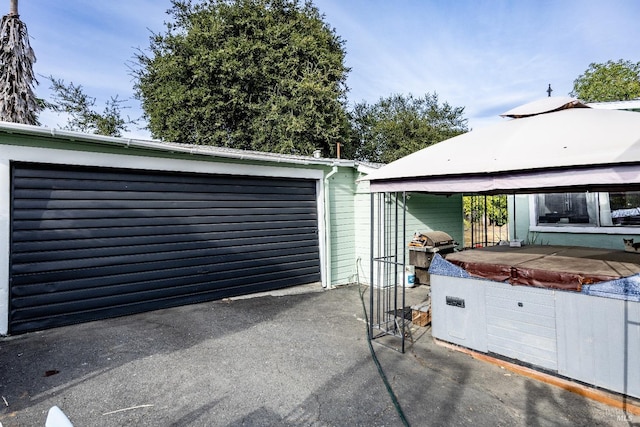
405 194 464 252
512 194 640 250
349 188 464 286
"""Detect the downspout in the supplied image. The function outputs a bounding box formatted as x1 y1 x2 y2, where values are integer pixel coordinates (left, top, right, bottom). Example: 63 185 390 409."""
323 165 339 288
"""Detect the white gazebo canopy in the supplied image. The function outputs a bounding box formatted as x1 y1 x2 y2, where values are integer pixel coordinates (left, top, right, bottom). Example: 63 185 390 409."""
366 97 640 194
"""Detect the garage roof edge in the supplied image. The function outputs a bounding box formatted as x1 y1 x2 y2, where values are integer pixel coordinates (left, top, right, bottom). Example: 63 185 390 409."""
0 121 360 169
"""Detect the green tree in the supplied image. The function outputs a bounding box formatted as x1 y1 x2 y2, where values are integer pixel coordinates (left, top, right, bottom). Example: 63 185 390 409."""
570 59 640 102
347 93 468 163
133 0 350 156
463 194 508 234
45 76 137 137
463 195 508 226
0 0 40 124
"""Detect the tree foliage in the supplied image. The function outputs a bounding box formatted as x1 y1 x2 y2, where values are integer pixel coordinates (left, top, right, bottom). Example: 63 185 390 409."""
463 195 508 226
133 0 350 156
0 1 40 124
45 76 137 137
347 93 468 163
570 59 640 102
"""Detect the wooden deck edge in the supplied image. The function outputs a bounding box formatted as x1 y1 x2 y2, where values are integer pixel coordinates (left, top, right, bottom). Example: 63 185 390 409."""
434 338 640 416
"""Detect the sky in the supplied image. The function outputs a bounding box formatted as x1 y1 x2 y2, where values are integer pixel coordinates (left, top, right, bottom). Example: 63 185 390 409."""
15 0 640 140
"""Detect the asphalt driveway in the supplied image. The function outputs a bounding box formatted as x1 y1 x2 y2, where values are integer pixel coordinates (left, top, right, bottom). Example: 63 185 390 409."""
0 283 635 426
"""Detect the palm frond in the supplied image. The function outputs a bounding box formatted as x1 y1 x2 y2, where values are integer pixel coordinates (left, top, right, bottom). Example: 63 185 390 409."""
0 13 40 124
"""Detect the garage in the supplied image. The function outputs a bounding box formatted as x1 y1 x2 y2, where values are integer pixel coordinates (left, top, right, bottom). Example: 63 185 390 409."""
9 162 321 334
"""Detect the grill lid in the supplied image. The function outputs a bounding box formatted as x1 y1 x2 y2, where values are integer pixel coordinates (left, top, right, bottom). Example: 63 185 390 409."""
409 231 456 248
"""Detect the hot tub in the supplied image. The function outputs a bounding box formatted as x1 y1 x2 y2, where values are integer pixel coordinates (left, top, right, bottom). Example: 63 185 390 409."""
429 245 640 399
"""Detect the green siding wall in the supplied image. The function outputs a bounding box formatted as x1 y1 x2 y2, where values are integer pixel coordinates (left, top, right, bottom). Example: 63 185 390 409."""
327 171 464 287
390 193 463 267
405 194 464 251
325 168 357 287
511 194 531 242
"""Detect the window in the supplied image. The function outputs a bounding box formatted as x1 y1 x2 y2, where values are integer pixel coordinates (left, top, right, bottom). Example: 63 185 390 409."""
536 193 597 226
536 191 640 228
606 191 640 226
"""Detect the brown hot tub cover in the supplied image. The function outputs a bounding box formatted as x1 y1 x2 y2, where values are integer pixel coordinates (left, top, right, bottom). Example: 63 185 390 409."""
443 245 640 291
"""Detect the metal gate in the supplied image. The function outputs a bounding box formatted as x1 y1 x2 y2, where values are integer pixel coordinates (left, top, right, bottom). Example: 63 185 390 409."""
10 163 321 334
464 195 509 248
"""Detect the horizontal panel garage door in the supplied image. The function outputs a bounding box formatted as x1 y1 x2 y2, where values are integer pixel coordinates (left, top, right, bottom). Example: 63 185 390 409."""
10 163 321 334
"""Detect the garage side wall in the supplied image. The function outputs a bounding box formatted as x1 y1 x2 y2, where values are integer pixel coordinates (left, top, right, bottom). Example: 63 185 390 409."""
326 168 357 287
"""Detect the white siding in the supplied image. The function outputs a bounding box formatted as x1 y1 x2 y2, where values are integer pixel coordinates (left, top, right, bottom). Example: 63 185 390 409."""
431 275 488 352
486 282 557 370
0 159 9 334
556 292 640 399
432 273 640 398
